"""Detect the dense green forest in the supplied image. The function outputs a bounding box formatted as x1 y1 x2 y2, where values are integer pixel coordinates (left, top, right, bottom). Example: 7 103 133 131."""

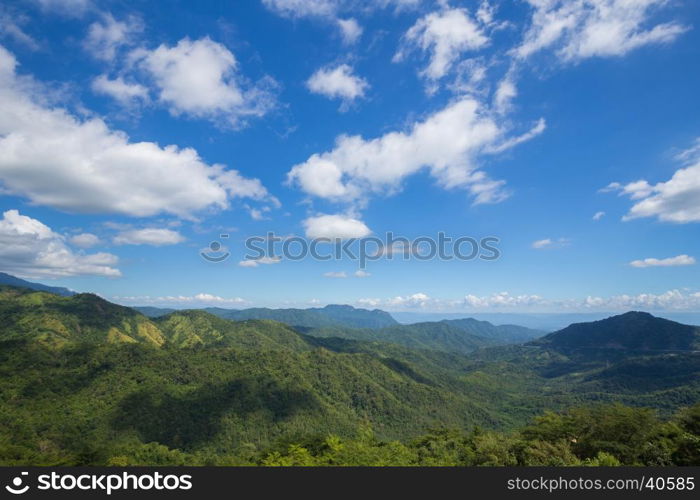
0 285 698 466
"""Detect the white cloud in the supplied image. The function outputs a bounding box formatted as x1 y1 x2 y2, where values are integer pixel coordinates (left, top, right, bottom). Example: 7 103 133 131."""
238 256 281 267
462 291 545 309
337 18 362 44
629 255 695 268
0 209 120 278
287 97 544 206
532 238 553 249
261 1 420 45
91 75 148 105
359 289 700 312
581 290 700 311
306 64 368 107
387 292 433 308
132 37 276 126
607 139 700 223
303 214 371 239
69 233 101 248
261 0 420 19
532 237 570 249
675 138 700 165
514 0 688 62
395 7 489 81
323 271 348 278
592 211 605 221
35 0 92 17
0 9 39 50
113 228 185 246
356 297 382 307
114 293 248 306
0 45 272 218
493 74 517 114
246 206 267 221
354 269 371 277
261 0 337 18
84 13 142 61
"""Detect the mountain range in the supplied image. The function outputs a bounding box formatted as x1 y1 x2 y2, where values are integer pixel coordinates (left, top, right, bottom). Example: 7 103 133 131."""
0 275 698 466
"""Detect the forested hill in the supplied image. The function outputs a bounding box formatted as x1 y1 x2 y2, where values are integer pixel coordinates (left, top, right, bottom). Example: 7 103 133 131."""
136 303 398 329
534 311 700 352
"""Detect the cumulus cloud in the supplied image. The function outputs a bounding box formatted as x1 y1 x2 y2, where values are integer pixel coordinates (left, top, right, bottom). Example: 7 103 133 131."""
629 255 695 268
514 0 688 62
131 37 277 127
354 269 371 277
606 139 700 223
592 211 605 221
303 214 371 239
84 13 142 61
91 75 148 105
287 97 544 207
0 45 272 218
394 7 489 81
337 18 362 44
306 64 368 107
113 228 185 246
69 233 101 248
0 210 120 278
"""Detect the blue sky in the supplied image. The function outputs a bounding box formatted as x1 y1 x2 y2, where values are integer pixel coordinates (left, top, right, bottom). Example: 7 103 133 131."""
0 0 699 312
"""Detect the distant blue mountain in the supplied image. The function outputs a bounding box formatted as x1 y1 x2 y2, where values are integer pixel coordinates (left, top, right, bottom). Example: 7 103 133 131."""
0 272 75 297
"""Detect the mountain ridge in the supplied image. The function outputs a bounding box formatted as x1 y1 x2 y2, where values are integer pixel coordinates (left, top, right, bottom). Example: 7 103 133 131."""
534 311 700 352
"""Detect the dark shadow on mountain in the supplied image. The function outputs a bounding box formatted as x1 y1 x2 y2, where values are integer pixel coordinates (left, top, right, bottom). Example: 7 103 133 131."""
112 377 321 449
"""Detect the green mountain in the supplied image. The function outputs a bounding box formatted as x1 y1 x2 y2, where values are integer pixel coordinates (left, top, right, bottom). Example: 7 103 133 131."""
0 272 75 297
534 311 700 352
0 290 698 466
303 322 494 354
0 287 498 465
442 318 542 343
136 304 398 329
0 286 165 348
301 319 542 355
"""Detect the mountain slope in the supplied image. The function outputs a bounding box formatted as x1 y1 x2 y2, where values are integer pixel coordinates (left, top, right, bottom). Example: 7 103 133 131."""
535 311 700 352
0 286 165 347
301 319 540 355
0 288 498 464
156 310 313 351
442 318 543 343
0 272 75 297
136 304 398 329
